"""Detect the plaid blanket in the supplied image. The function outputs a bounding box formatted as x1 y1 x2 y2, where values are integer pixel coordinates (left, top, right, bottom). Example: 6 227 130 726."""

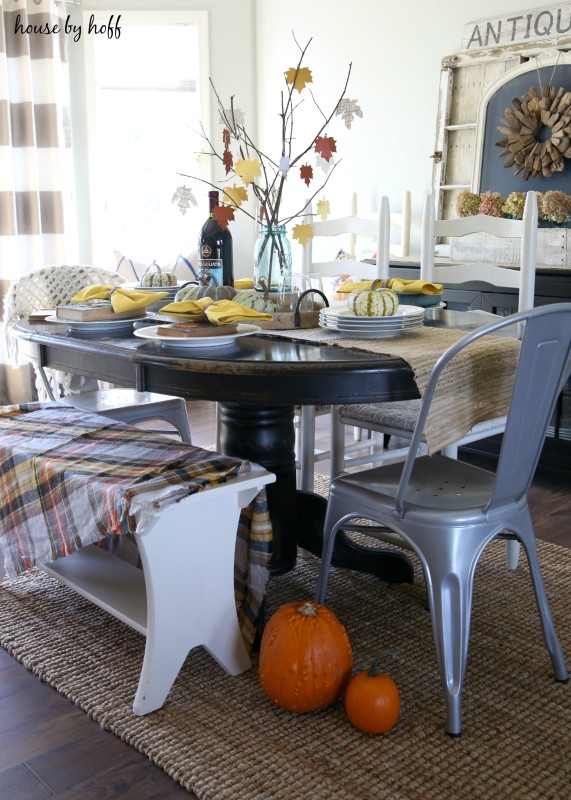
0 403 272 647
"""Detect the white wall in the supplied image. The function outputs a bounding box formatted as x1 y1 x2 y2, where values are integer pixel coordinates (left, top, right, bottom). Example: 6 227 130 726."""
255 0 535 264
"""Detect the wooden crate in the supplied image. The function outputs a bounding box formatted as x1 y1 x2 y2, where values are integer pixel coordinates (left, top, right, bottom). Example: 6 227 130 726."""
449 229 571 267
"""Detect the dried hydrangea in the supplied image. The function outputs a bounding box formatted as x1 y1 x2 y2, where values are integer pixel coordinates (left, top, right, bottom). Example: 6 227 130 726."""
502 192 527 219
539 190 571 224
455 189 480 217
479 191 505 218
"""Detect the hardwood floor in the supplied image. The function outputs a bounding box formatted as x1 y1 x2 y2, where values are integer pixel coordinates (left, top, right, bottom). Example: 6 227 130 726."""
0 401 569 798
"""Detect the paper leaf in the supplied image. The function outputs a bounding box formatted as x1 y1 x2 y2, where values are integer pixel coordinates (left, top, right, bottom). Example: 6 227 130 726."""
315 154 334 174
222 150 234 174
223 129 231 149
279 155 291 175
335 97 364 129
234 158 262 185
300 164 313 187
284 66 313 93
212 204 235 228
219 107 245 128
196 152 210 173
316 199 330 221
223 185 248 208
171 185 198 215
314 136 337 162
292 222 314 247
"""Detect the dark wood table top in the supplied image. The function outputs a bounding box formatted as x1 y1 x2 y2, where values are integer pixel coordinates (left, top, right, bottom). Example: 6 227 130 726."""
13 308 498 406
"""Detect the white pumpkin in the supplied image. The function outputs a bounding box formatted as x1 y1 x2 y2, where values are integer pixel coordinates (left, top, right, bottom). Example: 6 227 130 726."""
233 290 280 313
347 288 399 317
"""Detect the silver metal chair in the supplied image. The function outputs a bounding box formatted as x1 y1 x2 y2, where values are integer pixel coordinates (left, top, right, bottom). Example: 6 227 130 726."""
315 304 571 736
4 264 191 442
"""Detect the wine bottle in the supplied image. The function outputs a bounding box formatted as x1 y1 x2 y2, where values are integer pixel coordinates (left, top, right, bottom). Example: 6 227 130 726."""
197 190 234 287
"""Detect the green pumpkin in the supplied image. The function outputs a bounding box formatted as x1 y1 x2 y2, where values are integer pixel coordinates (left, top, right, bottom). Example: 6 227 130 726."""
140 265 178 288
175 284 200 302
348 287 399 317
233 290 280 313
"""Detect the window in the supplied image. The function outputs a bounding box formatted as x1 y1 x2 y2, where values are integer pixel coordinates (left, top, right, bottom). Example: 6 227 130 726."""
83 11 209 271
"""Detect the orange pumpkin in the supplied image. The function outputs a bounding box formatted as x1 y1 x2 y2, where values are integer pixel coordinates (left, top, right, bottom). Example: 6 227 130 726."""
345 653 400 734
259 601 353 713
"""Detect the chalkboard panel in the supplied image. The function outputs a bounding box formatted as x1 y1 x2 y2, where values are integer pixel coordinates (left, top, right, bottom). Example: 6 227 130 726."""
479 65 571 195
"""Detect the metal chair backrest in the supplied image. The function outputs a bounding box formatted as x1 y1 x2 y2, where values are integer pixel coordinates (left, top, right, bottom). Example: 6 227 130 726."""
421 191 538 313
394 304 571 517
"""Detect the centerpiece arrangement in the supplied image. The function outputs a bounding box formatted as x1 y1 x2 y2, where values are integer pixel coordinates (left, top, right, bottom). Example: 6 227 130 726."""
174 35 362 295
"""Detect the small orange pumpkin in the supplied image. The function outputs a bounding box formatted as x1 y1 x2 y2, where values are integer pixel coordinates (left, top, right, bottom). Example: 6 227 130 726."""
345 652 400 734
259 601 353 713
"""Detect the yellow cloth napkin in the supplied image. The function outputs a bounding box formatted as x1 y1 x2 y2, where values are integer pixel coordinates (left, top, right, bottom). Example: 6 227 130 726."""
234 278 254 290
335 278 443 295
159 297 214 318
70 285 168 312
205 300 273 324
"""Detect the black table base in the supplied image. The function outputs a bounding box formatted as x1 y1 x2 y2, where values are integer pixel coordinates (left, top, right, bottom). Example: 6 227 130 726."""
218 403 414 584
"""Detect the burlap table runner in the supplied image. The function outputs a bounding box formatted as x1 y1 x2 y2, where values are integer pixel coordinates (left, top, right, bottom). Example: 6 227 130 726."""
261 326 521 453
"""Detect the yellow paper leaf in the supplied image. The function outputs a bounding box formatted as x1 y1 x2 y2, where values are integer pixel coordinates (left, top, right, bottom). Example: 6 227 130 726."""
284 66 313 93
316 199 330 221
234 159 262 185
292 223 314 247
223 185 248 207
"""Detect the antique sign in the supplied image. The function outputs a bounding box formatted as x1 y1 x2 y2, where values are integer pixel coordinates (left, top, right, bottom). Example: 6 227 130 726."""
462 4 571 51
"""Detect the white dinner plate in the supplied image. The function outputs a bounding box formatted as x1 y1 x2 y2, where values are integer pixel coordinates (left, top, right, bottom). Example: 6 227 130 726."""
45 313 153 332
318 319 423 338
133 323 261 349
322 305 425 321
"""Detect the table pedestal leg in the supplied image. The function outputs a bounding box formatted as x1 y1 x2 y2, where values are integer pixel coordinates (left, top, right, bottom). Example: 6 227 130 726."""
218 404 297 575
218 403 414 585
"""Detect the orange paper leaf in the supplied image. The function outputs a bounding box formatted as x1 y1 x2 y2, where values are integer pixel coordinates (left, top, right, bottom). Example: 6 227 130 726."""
300 164 313 187
234 158 262 185
314 136 337 162
212 204 235 228
292 222 314 247
284 66 313 93
222 149 234 174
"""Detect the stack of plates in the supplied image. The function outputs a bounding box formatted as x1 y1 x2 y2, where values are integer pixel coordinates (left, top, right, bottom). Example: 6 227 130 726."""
319 305 425 338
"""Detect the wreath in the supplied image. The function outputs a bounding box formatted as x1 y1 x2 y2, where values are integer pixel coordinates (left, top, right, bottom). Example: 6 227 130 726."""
496 85 571 180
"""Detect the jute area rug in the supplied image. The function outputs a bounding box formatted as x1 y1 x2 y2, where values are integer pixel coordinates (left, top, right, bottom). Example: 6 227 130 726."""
0 478 570 799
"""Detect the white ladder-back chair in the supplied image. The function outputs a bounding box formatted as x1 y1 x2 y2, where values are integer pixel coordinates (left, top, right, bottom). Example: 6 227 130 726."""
333 191 539 569
316 303 571 736
4 265 192 443
297 195 396 491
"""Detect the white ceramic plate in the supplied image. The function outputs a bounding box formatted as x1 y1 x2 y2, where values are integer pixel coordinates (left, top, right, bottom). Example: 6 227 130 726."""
45 313 153 332
322 305 425 321
319 319 423 338
323 313 424 326
133 323 261 349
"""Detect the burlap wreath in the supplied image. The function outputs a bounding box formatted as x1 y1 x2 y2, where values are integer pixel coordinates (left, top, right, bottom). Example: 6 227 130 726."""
496 84 571 180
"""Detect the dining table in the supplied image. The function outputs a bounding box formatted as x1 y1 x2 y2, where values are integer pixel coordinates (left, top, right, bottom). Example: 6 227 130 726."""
11 307 510 580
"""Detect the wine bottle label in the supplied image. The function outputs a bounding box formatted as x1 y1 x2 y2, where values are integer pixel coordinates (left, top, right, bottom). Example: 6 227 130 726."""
198 259 223 287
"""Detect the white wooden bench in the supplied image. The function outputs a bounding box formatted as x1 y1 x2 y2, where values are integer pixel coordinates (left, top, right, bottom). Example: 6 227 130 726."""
3 464 274 716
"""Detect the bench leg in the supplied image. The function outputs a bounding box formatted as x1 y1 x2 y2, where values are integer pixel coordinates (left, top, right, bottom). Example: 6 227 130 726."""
132 495 252 715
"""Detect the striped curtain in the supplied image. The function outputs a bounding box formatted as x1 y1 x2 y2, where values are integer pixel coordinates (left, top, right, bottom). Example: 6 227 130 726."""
0 0 76 403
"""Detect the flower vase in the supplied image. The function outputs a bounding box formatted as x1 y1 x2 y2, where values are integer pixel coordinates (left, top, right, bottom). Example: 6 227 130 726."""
253 225 292 293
